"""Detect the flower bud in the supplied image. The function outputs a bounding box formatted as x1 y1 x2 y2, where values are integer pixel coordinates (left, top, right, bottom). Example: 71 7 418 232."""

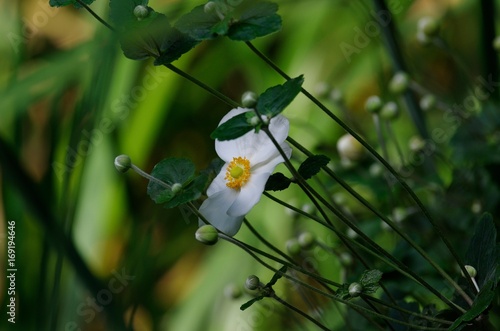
418 17 440 38
224 283 242 299
286 238 301 256
419 94 436 111
369 163 384 177
204 1 217 14
195 225 219 245
314 82 330 99
241 91 258 108
365 95 382 114
493 36 500 52
329 88 344 103
133 5 149 20
114 155 132 173
298 232 316 250
245 275 260 291
171 183 183 194
337 134 365 162
380 102 399 120
348 282 363 297
339 252 353 266
409 136 425 152
462 265 477 278
389 72 410 94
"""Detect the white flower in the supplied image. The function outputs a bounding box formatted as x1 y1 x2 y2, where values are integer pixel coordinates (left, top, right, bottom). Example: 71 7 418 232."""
198 107 292 236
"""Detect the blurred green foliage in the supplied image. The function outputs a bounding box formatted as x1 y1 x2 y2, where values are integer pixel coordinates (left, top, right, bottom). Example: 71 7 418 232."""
0 0 499 330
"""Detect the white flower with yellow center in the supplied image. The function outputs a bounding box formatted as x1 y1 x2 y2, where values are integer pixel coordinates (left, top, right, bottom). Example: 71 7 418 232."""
198 107 292 236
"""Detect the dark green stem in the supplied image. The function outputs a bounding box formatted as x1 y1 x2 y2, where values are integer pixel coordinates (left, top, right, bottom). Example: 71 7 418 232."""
371 0 428 138
164 63 239 108
272 294 331 331
245 40 472 303
75 0 115 31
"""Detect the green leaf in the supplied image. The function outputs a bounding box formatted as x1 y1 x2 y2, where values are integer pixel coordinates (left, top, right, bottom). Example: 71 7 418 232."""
174 5 223 40
154 28 200 65
210 112 253 141
268 266 287 286
448 282 495 330
240 296 264 311
49 0 95 8
110 2 199 63
228 2 282 41
465 213 498 289
256 76 304 117
360 269 383 295
298 155 330 180
265 172 291 191
147 158 195 204
163 173 208 209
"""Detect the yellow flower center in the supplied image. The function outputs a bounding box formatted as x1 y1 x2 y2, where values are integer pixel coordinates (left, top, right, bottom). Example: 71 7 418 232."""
225 157 251 190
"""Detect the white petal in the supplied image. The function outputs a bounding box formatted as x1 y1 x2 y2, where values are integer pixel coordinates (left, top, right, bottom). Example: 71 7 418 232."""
218 107 251 126
206 163 230 196
252 141 292 174
198 189 244 236
216 113 290 163
268 115 290 145
227 172 270 216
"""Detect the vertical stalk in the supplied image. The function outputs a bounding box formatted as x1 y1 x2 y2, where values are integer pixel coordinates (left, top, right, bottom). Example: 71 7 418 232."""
371 0 429 139
480 0 498 101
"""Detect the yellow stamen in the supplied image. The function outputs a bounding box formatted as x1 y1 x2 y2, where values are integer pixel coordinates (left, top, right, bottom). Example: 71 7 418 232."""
225 157 251 190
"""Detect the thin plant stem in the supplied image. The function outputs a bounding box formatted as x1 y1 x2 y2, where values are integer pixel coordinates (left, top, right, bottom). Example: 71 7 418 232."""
163 63 240 108
243 42 471 289
287 136 473 307
243 218 295 263
371 0 428 139
265 129 465 311
272 294 332 331
75 0 116 31
220 234 450 331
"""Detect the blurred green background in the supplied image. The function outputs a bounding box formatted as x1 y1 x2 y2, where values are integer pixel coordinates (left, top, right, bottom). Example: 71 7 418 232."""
0 0 499 330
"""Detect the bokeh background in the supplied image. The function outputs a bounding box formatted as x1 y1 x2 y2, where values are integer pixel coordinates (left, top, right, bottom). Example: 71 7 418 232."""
1 0 499 330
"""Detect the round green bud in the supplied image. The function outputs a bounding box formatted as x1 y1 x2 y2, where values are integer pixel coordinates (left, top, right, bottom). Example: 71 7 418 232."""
298 232 316 250
224 283 242 299
462 265 477 278
419 94 436 111
348 282 363 297
339 252 353 266
392 207 407 223
329 88 344 103
337 134 365 162
389 72 410 94
133 5 149 20
114 154 132 173
409 136 425 152
314 82 330 99
365 95 383 114
204 1 217 14
171 183 183 194
416 31 431 46
369 163 384 178
195 225 219 245
241 91 258 108
418 17 440 38
380 101 399 120
245 275 260 291
493 36 500 52
286 238 301 256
